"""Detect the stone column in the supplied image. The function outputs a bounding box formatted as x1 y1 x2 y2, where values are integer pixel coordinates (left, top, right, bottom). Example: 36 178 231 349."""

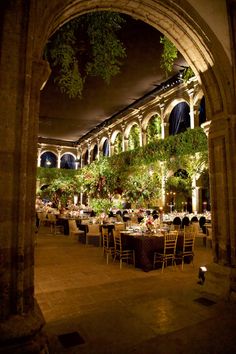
0 2 50 352
191 175 198 213
188 89 195 129
107 131 112 157
162 122 169 139
37 146 42 167
160 104 166 139
140 127 147 146
87 142 91 164
203 115 236 265
96 139 100 161
110 142 115 156
57 146 61 168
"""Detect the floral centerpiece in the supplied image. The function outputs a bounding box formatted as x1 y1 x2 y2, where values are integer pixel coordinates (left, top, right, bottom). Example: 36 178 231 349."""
146 216 155 232
141 216 155 233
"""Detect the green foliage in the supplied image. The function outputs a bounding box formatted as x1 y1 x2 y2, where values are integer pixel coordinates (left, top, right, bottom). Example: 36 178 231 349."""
160 36 178 76
182 67 195 82
37 128 208 209
166 175 192 194
122 164 162 207
113 132 123 154
45 12 126 98
128 124 140 150
146 115 161 143
85 12 126 83
89 198 112 214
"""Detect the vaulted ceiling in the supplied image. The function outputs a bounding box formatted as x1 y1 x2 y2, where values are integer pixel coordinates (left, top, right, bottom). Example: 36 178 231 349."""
39 14 187 143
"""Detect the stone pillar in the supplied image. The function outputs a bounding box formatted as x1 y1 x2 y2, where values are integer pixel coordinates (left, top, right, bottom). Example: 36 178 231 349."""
203 115 236 265
124 137 129 151
87 142 91 164
107 132 112 157
96 139 100 161
191 175 198 212
110 142 115 156
188 89 195 129
0 3 50 352
162 122 169 139
57 146 61 168
160 104 166 139
37 146 42 167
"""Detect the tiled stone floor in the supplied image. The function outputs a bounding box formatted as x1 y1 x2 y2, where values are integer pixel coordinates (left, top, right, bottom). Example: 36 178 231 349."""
35 227 236 354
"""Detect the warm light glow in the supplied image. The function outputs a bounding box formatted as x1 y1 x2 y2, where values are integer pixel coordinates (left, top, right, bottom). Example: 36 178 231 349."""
200 266 207 272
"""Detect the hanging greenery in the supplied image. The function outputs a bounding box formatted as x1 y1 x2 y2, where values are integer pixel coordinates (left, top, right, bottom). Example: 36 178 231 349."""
182 67 195 82
44 12 126 98
160 36 178 76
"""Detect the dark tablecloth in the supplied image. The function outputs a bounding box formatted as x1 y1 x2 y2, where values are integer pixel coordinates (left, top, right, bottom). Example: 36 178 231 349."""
122 233 184 272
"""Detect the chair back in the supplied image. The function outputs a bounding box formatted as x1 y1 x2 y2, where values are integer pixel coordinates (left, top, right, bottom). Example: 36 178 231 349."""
68 219 78 233
183 230 195 253
102 227 109 248
47 213 56 222
114 223 125 231
181 216 190 228
172 217 181 225
87 223 101 235
164 231 178 255
191 216 198 223
113 230 122 251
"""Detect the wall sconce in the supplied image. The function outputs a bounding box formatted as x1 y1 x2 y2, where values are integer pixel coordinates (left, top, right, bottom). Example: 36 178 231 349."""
198 266 207 285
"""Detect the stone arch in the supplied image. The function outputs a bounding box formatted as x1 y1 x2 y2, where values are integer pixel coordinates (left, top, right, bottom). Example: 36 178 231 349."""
60 152 76 169
40 150 58 168
111 129 122 144
60 151 76 159
164 97 189 121
90 143 98 162
168 101 191 135
124 120 139 139
111 129 123 155
1 2 236 351
142 110 161 130
34 0 233 118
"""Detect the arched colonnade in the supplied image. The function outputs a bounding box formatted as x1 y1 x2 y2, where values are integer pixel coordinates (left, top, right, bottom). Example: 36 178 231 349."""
38 76 203 167
0 1 235 352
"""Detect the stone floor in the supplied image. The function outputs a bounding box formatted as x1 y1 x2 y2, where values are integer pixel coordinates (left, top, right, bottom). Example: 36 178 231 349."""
35 226 236 354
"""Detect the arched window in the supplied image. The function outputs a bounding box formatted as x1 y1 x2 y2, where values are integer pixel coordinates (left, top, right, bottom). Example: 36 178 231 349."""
102 139 109 156
128 124 140 150
113 132 122 154
83 150 89 165
146 114 161 143
92 144 98 161
40 151 57 168
169 102 190 135
60 154 76 169
199 96 206 126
